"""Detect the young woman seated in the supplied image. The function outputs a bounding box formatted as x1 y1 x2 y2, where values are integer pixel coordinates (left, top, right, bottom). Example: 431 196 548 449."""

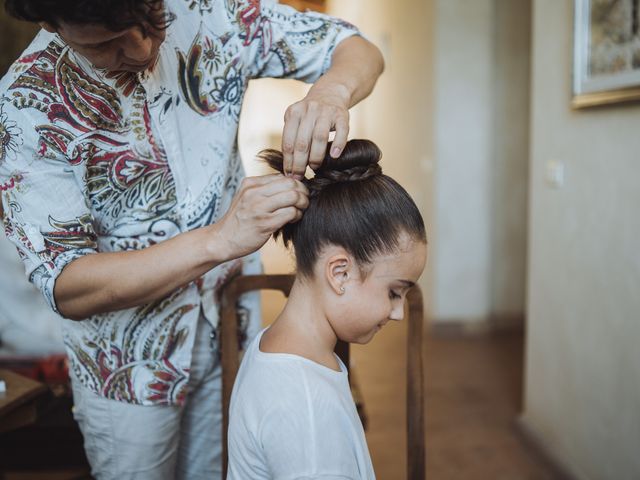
227 139 428 480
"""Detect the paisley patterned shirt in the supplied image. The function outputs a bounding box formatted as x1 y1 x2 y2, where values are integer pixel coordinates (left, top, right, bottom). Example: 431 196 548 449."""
0 0 358 405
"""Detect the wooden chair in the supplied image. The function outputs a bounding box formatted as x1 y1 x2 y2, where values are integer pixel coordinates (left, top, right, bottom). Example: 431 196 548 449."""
219 274 426 480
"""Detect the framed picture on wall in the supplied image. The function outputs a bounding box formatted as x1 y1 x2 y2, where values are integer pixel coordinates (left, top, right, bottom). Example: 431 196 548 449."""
573 0 640 107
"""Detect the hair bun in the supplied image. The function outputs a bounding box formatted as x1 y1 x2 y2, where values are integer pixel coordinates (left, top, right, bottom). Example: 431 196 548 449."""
319 139 382 172
308 139 382 194
256 139 383 195
311 162 381 186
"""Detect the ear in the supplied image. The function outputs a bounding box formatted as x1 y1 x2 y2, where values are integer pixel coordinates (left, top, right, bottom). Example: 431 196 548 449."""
40 22 57 33
325 252 353 296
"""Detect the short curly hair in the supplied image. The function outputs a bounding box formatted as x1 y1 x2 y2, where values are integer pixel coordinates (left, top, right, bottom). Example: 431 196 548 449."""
4 0 173 32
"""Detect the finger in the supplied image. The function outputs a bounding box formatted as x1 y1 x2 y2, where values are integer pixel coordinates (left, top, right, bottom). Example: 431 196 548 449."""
253 177 308 198
330 113 350 158
240 173 284 191
308 117 331 170
268 206 303 230
291 112 317 179
263 189 309 213
282 106 301 177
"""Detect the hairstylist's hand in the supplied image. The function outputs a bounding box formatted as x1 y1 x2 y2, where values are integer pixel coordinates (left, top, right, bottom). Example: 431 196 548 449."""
216 174 309 260
281 84 350 180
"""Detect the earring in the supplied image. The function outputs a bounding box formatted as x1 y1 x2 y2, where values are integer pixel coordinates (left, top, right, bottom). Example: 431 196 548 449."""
340 287 345 294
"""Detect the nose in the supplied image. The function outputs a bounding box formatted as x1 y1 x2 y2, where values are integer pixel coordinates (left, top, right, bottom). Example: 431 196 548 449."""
121 28 153 63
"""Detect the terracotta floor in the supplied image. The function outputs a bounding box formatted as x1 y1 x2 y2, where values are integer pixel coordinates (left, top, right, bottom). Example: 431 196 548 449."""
351 319 564 480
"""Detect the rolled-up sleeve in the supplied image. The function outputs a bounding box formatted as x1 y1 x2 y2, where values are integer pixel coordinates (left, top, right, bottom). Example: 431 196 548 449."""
0 101 97 314
239 0 360 81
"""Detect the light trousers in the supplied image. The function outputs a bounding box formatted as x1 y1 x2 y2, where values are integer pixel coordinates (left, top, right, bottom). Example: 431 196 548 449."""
70 313 223 480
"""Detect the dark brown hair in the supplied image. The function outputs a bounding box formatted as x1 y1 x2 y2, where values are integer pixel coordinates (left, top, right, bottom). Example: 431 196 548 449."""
259 139 427 276
4 0 173 33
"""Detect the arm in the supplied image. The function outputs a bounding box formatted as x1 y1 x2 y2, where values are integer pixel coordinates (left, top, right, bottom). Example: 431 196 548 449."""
282 35 385 178
54 222 224 319
54 174 308 320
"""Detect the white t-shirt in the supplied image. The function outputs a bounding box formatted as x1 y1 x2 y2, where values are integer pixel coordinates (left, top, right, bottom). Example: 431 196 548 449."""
227 328 376 480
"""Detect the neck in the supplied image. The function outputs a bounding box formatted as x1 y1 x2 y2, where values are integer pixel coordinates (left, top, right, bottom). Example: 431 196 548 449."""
261 276 339 369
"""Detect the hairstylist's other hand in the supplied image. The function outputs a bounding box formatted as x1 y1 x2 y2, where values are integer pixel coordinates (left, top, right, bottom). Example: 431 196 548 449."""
281 84 350 180
216 174 309 260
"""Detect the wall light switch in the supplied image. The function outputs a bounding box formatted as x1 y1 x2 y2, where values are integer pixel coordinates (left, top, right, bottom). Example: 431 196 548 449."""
545 160 565 188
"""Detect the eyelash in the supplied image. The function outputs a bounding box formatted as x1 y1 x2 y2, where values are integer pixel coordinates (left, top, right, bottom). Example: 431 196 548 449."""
389 290 401 300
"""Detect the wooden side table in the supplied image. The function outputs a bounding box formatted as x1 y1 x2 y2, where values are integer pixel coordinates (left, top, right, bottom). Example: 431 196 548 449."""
0 368 48 434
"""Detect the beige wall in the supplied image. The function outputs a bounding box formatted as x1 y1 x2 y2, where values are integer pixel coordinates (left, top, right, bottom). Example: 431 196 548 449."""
433 0 496 321
491 0 531 318
522 1 640 478
432 0 531 324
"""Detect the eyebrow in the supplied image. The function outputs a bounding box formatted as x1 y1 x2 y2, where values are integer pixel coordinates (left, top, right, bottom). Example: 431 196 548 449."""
78 39 113 48
397 280 416 288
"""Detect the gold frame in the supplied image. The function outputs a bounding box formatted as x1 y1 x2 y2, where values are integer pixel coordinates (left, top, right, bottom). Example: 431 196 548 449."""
572 87 640 108
572 0 640 109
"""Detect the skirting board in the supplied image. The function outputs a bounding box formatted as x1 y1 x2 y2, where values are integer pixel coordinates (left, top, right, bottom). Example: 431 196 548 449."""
515 416 585 480
428 314 524 337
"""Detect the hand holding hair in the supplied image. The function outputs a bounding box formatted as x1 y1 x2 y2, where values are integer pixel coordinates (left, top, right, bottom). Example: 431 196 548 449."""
281 85 350 180
280 36 384 180
215 174 310 260
261 138 382 196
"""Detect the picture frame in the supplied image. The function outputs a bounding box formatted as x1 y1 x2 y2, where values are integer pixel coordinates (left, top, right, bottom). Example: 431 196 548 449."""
572 0 640 108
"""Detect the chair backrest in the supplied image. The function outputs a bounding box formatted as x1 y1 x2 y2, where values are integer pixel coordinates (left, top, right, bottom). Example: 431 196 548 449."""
219 274 426 480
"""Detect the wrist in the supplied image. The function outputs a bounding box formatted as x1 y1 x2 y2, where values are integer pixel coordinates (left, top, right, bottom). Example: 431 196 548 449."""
201 223 233 266
307 81 352 108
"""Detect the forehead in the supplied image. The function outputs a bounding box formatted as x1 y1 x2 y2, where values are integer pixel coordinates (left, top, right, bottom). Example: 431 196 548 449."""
58 21 131 43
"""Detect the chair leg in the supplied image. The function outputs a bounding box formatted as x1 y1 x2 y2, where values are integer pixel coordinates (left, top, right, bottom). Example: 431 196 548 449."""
407 285 425 480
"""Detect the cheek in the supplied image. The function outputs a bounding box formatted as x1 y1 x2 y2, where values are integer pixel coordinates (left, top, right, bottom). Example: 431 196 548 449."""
352 287 389 315
329 292 389 342
76 48 120 69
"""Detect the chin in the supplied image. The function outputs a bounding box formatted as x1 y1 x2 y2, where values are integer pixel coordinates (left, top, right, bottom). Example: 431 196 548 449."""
120 53 160 73
120 63 151 73
344 331 377 345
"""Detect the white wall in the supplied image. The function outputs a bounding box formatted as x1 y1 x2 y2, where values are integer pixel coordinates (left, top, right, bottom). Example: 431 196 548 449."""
433 0 495 321
432 0 531 324
491 0 531 318
522 1 640 479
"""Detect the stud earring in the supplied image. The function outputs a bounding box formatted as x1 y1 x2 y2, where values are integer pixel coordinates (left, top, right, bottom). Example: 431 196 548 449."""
340 287 345 294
